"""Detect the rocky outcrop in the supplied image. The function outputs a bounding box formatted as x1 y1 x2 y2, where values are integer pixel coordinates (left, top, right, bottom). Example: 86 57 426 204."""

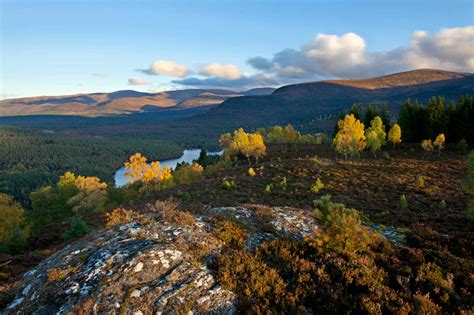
3 204 317 314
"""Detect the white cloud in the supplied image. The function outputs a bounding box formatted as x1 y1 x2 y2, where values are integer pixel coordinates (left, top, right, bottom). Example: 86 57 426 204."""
405 27 474 71
199 63 241 79
247 26 474 79
140 59 190 77
128 77 150 85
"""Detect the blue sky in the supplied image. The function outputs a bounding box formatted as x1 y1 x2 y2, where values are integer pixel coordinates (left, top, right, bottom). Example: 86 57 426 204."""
1 0 473 98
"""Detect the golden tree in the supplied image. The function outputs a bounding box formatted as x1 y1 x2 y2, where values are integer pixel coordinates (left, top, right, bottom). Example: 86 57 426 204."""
0 194 25 244
333 114 366 159
366 130 382 157
124 153 162 183
220 128 266 164
433 133 445 157
388 123 402 147
365 116 386 157
421 139 434 155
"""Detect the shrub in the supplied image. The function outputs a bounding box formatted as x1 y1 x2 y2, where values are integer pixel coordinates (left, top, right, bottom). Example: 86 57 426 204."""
310 178 325 193
64 215 91 240
105 208 135 228
1 228 28 254
248 167 256 177
173 163 204 185
456 139 469 152
222 179 236 190
214 249 287 312
421 139 434 153
399 194 408 209
265 184 273 193
213 220 247 249
0 194 26 246
279 177 287 191
417 176 425 188
155 200 195 226
438 200 447 209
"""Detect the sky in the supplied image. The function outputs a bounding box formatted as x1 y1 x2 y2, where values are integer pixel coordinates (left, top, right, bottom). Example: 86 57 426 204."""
1 0 473 98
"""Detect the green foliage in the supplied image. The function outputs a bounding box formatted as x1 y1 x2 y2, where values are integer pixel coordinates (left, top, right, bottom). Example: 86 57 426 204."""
398 96 474 143
456 139 469 152
265 183 273 193
258 124 328 145
194 149 220 167
222 179 236 190
279 176 287 191
0 127 181 205
0 228 28 254
173 163 204 185
365 116 386 157
438 199 447 209
417 176 425 188
29 172 109 232
399 194 408 209
63 215 91 240
310 178 325 193
0 193 26 246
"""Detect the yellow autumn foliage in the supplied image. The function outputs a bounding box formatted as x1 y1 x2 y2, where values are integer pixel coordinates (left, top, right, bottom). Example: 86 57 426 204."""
220 128 266 164
333 114 366 158
388 123 402 147
124 153 172 184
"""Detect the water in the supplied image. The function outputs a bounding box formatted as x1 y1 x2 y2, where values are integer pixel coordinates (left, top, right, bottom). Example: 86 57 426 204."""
114 149 223 187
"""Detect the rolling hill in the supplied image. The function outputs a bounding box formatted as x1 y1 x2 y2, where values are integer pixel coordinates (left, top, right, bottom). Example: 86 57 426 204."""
0 88 275 117
183 69 474 134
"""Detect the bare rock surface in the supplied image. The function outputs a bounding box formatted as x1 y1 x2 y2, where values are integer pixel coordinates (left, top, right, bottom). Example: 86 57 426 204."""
2 205 317 314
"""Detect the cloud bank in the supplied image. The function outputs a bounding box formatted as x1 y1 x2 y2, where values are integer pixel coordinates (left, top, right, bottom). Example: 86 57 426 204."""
199 63 241 79
138 26 473 90
139 59 190 77
246 26 474 80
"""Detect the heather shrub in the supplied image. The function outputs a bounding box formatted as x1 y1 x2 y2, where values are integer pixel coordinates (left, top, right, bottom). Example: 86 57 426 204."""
154 200 195 226
212 220 247 249
214 250 288 312
105 208 135 228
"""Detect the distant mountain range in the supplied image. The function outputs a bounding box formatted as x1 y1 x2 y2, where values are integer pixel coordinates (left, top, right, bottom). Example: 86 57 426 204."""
1 69 472 139
0 88 276 116
182 69 474 133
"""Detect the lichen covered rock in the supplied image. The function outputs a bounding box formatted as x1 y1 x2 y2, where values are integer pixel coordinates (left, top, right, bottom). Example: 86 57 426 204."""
3 204 317 314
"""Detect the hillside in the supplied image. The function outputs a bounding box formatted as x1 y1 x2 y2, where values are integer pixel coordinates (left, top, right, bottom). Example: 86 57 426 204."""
0 88 274 117
184 69 474 134
2 144 472 313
